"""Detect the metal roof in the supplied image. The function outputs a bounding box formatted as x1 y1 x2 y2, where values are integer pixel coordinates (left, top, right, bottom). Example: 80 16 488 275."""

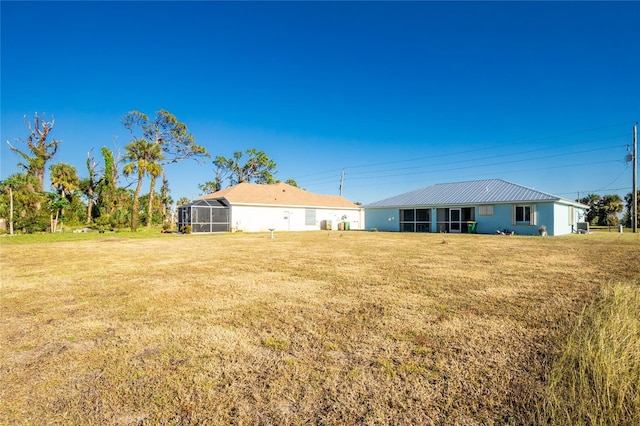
364 179 582 208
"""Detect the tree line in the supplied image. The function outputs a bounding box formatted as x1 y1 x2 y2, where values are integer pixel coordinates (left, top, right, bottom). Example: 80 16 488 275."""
0 111 291 234
8 111 635 235
577 192 640 228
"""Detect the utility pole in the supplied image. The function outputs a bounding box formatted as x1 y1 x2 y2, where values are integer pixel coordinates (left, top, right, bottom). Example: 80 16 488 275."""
633 123 637 233
339 169 345 196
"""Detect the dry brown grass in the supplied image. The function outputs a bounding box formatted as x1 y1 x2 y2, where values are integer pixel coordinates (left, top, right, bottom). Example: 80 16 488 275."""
538 281 640 425
1 231 638 425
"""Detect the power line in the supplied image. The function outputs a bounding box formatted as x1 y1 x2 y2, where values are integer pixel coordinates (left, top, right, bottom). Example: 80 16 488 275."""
294 124 634 200
298 143 626 189
301 158 624 195
293 122 634 179
338 146 624 182
336 159 622 191
557 187 631 196
345 142 625 179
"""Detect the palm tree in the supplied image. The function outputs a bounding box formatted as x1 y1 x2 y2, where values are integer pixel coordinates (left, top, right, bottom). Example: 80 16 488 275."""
598 194 624 229
50 163 80 202
1 175 20 235
176 197 190 206
579 194 601 225
1 173 47 233
123 139 163 231
49 163 80 232
145 162 163 227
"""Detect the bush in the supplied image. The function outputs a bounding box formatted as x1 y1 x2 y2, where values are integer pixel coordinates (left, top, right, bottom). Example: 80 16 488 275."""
94 215 112 233
180 225 192 234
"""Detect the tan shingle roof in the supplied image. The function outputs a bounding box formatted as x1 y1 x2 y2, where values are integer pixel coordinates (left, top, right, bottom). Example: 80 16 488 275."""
197 182 359 209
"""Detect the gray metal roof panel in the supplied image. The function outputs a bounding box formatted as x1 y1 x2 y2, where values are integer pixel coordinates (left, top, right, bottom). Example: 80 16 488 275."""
364 179 563 208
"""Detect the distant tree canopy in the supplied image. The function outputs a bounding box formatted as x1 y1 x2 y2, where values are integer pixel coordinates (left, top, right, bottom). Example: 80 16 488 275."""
623 190 639 228
50 163 80 203
1 112 206 233
121 110 208 230
121 110 208 165
176 197 191 206
199 149 299 193
0 112 306 233
198 181 220 196
197 149 276 194
0 173 48 233
578 193 624 227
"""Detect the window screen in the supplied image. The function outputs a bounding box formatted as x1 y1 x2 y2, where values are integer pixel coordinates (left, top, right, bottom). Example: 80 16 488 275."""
479 205 494 216
305 209 316 226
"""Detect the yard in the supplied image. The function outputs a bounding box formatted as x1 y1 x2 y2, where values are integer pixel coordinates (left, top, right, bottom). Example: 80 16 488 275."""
1 230 638 424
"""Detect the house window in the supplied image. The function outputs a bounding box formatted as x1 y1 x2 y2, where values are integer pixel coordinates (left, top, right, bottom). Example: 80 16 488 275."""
401 223 415 232
401 209 415 221
514 204 536 225
416 209 429 221
305 209 316 226
515 205 530 223
479 205 494 216
399 208 431 232
517 206 529 222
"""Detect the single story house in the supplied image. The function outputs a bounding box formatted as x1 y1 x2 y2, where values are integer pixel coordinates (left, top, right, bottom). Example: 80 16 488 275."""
363 179 588 236
177 182 363 233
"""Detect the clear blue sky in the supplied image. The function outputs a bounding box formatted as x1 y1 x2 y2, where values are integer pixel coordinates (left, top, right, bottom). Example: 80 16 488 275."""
2 1 639 205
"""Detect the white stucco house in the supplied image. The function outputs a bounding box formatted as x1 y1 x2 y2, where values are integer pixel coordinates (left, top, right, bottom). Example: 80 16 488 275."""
177 182 363 233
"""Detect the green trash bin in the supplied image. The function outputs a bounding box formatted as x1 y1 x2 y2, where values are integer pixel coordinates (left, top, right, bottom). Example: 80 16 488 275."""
345 222 350 230
467 221 477 233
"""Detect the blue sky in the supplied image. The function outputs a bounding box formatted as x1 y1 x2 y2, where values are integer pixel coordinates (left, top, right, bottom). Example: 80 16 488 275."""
2 1 639 205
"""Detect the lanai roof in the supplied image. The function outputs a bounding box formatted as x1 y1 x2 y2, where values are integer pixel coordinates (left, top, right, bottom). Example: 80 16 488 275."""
197 182 359 209
364 179 584 208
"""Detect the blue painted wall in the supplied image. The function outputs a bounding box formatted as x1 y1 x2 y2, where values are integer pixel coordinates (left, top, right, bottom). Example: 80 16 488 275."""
364 208 399 231
365 202 584 236
476 204 513 234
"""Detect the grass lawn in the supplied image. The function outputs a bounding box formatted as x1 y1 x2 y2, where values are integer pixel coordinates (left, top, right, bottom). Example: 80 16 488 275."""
1 230 638 424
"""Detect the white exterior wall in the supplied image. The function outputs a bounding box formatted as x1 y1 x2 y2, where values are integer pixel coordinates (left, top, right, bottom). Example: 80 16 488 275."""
552 203 586 236
230 204 363 232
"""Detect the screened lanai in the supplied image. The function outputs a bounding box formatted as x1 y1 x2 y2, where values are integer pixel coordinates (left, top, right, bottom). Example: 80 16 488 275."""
177 199 230 233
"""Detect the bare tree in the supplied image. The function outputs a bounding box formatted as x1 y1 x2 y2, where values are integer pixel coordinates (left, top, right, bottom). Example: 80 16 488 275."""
6 113 61 191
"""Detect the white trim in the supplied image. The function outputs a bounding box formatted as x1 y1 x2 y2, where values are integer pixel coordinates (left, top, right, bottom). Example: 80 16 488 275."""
530 204 536 226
